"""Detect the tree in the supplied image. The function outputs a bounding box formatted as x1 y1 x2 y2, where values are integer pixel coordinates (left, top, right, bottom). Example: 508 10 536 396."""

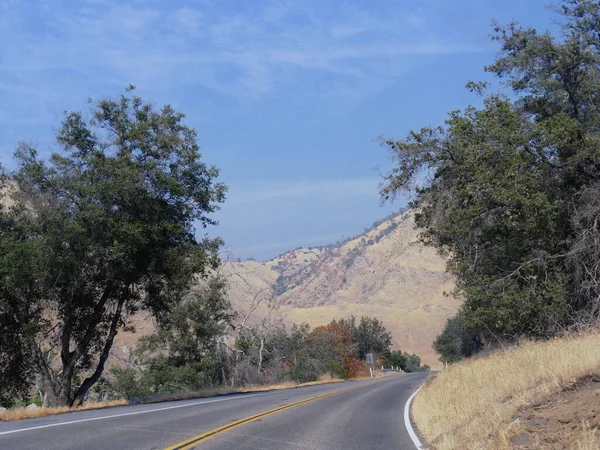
343 316 392 359
0 178 38 403
231 286 283 385
383 350 406 369
381 1 600 351
285 323 322 383
311 320 363 379
0 86 226 406
402 353 423 373
432 313 480 364
130 277 233 394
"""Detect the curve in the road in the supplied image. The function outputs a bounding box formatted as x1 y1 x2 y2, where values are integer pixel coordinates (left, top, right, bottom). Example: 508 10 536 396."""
165 383 369 450
179 373 428 450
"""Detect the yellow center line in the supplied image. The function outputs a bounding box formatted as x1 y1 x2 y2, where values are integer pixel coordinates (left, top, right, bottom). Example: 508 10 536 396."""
163 377 392 450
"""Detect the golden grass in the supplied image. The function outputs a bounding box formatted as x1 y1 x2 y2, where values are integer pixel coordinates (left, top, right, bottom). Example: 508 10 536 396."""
0 400 127 422
412 331 600 449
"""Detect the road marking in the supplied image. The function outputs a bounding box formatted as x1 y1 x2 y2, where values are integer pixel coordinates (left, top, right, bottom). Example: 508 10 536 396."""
404 384 424 449
164 380 386 450
0 393 271 437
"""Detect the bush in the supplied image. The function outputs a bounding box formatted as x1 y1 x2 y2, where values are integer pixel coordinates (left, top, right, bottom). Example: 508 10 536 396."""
433 313 481 363
110 367 150 400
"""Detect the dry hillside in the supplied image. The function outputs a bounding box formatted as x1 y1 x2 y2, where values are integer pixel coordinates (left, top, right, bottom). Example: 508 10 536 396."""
221 210 459 366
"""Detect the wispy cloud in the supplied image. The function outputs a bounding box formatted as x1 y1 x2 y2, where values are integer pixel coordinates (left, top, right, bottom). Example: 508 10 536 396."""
0 0 485 118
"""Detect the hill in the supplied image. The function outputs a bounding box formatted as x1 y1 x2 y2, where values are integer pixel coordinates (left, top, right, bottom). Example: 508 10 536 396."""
220 209 459 366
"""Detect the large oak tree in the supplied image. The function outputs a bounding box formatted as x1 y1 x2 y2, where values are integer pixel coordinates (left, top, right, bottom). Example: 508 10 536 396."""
0 87 226 406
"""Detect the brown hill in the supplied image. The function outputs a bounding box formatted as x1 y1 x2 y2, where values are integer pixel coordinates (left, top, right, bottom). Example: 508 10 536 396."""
220 210 459 367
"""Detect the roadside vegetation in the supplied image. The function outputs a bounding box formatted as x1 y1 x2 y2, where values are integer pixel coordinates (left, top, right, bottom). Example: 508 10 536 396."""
413 330 600 449
97 312 427 403
0 375 359 422
0 400 128 422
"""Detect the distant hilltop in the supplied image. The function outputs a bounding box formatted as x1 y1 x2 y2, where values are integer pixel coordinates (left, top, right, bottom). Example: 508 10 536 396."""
221 209 459 366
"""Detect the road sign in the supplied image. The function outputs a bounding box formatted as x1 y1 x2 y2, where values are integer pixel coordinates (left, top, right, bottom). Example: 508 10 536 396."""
366 353 373 364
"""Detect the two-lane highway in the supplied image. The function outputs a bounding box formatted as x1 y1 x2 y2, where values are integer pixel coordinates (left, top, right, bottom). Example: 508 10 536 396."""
0 372 428 450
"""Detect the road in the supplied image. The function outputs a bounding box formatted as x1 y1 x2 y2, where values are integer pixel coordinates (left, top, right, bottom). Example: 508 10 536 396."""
0 372 428 450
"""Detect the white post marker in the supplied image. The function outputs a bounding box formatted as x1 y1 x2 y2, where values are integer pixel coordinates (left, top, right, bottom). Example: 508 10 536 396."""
404 386 424 449
366 352 374 378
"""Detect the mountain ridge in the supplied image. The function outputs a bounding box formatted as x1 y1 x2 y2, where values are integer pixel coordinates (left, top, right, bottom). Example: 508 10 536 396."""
220 209 459 366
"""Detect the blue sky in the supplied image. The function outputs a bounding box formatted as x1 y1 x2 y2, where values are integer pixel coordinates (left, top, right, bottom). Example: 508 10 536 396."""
0 0 557 260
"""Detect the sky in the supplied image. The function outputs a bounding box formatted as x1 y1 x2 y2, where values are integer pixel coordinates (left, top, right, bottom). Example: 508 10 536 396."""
0 0 558 260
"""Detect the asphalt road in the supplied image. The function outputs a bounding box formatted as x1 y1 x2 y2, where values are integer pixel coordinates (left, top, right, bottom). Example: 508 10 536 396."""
0 372 428 450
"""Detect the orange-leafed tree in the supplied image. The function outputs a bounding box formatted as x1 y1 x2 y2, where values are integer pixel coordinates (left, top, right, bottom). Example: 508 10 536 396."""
310 320 363 379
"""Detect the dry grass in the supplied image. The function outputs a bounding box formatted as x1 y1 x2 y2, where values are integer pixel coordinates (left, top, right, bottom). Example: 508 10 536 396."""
575 425 600 450
412 331 600 449
0 400 128 422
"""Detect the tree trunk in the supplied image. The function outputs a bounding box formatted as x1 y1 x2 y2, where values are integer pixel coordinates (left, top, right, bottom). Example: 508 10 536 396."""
71 297 125 407
36 285 116 407
258 338 264 375
31 344 70 407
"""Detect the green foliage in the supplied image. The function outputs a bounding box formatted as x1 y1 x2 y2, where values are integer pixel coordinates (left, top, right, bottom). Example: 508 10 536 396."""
310 320 363 379
0 87 226 406
402 353 423 373
280 323 323 383
126 277 232 395
433 313 480 363
381 1 600 354
109 367 150 401
272 275 289 295
341 316 392 360
285 323 322 383
0 176 43 403
232 317 396 385
103 314 419 400
383 349 428 372
384 350 406 369
140 278 231 365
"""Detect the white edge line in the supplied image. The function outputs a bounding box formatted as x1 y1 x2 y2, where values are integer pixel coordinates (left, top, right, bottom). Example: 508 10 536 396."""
0 392 271 437
404 385 423 449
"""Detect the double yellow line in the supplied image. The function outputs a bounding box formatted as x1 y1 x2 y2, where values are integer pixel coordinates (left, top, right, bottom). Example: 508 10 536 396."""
164 379 385 450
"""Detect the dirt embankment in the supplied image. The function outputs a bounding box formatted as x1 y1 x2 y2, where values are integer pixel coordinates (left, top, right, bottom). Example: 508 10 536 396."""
511 374 600 449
